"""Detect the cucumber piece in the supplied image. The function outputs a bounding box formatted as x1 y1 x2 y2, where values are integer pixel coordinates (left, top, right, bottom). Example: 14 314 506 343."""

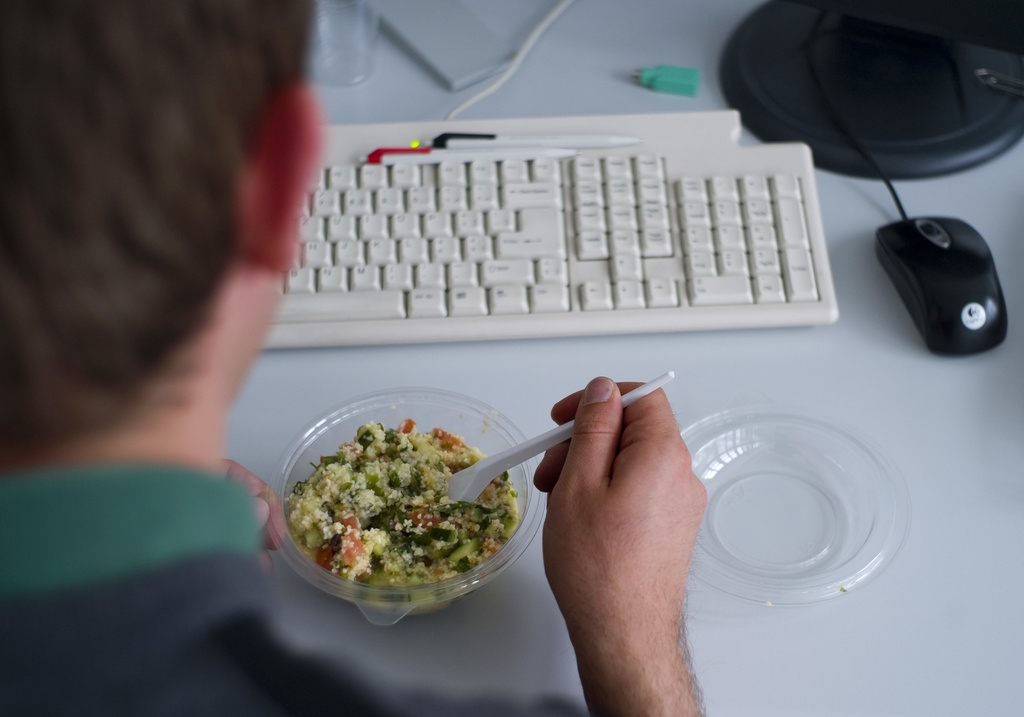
447 539 480 564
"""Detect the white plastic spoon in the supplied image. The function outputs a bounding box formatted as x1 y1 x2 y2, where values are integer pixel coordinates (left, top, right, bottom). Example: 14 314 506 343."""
447 371 676 502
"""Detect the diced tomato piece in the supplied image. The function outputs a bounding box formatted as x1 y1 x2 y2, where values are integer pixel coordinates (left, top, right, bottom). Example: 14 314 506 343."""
431 428 464 448
339 516 366 568
398 418 416 434
407 508 442 529
315 544 334 570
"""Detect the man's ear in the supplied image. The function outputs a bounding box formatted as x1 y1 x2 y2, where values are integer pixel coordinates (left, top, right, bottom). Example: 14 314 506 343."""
236 83 322 271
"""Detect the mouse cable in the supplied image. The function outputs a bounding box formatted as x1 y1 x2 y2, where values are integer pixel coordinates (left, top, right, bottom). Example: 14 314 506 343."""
445 0 577 121
802 12 909 222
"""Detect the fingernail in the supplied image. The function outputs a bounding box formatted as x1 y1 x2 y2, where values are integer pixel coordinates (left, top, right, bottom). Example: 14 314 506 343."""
582 377 615 404
253 497 270 528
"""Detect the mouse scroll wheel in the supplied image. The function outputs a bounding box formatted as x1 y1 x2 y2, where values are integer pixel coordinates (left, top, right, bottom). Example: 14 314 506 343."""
915 219 952 249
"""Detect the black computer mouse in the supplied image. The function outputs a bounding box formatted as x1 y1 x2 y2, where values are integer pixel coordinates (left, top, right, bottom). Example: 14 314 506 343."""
875 217 1007 355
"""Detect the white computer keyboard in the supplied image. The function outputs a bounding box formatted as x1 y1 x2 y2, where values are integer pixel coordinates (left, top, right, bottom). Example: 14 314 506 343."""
271 111 838 348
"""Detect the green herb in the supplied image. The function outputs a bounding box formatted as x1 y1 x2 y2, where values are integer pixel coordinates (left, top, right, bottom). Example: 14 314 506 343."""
429 527 454 541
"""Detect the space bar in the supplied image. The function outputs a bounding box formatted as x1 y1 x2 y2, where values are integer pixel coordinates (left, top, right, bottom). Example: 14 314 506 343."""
278 291 406 321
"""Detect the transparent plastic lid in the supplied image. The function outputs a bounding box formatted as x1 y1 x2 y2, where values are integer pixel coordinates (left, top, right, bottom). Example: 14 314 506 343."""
682 406 911 605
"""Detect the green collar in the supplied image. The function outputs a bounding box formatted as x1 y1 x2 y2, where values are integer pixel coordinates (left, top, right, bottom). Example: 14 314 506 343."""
0 464 261 598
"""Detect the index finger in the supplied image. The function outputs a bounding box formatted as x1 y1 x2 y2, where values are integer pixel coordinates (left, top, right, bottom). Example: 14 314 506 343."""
550 381 644 425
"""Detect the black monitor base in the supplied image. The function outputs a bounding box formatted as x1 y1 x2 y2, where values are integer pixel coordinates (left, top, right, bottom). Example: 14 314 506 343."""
720 1 1024 179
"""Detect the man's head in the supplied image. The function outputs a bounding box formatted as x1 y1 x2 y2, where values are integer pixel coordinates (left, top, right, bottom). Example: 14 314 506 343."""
0 0 317 448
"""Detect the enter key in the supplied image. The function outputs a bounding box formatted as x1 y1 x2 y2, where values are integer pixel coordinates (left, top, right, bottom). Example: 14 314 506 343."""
495 208 567 259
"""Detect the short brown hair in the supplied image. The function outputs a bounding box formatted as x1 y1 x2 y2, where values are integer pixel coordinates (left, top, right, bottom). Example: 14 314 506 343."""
0 0 311 443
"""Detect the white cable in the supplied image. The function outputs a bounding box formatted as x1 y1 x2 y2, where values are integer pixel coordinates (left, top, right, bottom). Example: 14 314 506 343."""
445 0 577 121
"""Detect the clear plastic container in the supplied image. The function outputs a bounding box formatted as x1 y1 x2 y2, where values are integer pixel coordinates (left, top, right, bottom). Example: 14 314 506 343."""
272 388 544 625
681 406 911 605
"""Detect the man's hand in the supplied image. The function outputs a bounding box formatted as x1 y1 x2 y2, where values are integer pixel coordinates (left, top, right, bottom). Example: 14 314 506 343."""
534 377 707 717
223 459 286 570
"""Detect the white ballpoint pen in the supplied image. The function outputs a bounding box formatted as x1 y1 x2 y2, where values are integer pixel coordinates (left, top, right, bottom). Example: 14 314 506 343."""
432 132 643 149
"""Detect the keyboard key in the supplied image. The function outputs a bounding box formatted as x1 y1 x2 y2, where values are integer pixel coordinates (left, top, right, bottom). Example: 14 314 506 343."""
580 281 614 311
614 281 646 309
606 205 638 232
633 155 663 180
645 278 680 308
775 198 810 247
313 190 341 217
603 156 633 181
406 186 436 213
577 230 609 261
710 176 739 201
495 208 565 259
683 226 714 254
390 163 420 189
397 237 430 266
741 175 771 200
771 174 802 199
572 156 601 182
455 210 485 236
351 265 381 291
303 241 332 268
431 236 461 263
299 217 326 243
469 160 498 186
606 229 638 257
743 198 773 225
383 264 414 291
359 215 389 240
688 275 754 305
486 209 515 234
500 159 530 184
367 239 397 266
463 235 494 262
343 189 371 216
469 184 500 211
712 199 742 226
447 262 479 288
391 213 421 239
423 212 453 239
449 287 488 316
279 291 406 320
287 267 316 293
677 177 708 202
439 186 468 212
753 274 786 303
326 215 356 243
530 158 561 184
781 247 818 301
415 263 446 289
718 249 749 276
746 224 778 251
530 284 571 313
482 260 535 287
359 164 387 190
489 285 530 314
749 248 781 276
680 201 711 228
438 162 466 187
503 183 561 209
536 258 568 285
375 188 404 214
640 228 673 258
328 165 357 191
408 289 447 318
685 251 716 277
611 254 643 282
318 266 347 292
334 240 364 267
715 224 745 252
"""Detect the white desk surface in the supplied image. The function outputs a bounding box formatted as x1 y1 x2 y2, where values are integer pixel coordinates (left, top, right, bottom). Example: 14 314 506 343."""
228 1 1024 714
